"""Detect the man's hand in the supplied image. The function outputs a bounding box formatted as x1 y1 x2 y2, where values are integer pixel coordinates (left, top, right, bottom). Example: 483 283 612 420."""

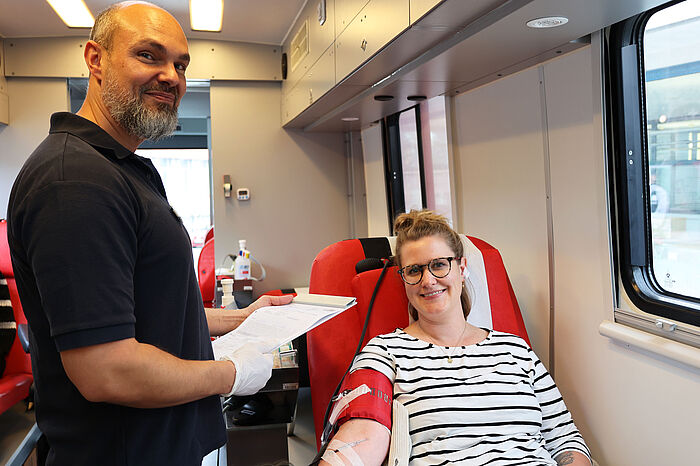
206 294 294 336
245 294 294 315
219 343 274 396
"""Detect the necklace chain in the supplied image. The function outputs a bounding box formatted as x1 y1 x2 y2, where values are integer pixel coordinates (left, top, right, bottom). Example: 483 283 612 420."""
421 321 468 363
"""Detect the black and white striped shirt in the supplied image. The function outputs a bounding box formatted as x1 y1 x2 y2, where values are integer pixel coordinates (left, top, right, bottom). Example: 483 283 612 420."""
351 329 591 465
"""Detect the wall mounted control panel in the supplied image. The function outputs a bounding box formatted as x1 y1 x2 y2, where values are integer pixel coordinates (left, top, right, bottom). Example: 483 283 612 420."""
237 188 250 201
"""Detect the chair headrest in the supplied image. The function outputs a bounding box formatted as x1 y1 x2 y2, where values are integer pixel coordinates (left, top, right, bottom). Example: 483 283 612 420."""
0 220 15 278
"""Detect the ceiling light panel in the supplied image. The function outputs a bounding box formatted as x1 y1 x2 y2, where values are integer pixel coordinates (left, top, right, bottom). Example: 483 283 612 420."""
190 0 224 32
526 16 569 29
46 0 94 28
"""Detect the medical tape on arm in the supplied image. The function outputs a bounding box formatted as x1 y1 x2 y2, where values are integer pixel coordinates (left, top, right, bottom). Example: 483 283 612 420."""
321 439 366 466
328 384 371 426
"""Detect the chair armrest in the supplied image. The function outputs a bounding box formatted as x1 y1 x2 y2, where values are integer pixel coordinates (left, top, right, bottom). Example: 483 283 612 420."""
17 324 29 353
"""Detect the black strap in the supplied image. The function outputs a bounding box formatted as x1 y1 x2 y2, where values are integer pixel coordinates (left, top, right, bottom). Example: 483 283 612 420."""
311 259 391 464
358 237 392 260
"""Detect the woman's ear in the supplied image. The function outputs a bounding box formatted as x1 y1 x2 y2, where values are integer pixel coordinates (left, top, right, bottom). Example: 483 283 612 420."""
459 256 467 274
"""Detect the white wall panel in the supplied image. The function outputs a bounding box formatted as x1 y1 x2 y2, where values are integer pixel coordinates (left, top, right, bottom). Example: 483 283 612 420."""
0 78 68 218
210 81 349 292
544 42 700 466
452 67 551 366
361 123 390 237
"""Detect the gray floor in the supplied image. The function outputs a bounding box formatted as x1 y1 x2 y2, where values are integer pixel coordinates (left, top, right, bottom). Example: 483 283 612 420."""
1 388 318 466
287 388 318 466
0 403 35 465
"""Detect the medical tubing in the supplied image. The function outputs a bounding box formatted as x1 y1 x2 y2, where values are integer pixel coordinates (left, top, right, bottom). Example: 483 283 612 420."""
311 258 391 465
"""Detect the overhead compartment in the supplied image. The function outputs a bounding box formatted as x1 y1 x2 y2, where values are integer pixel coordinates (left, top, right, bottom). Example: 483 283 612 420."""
410 0 444 24
335 0 371 37
282 0 678 132
335 0 410 80
282 44 336 125
284 0 336 90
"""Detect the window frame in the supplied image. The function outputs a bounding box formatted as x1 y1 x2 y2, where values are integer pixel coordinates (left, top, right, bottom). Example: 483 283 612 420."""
608 0 700 327
381 105 428 233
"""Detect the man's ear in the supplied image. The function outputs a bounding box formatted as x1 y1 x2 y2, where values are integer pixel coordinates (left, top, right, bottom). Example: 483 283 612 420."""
83 40 105 82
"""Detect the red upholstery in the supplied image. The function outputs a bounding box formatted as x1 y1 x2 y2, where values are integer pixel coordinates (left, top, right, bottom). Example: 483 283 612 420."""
0 219 33 415
197 238 216 307
261 289 298 298
307 236 529 448
204 226 214 244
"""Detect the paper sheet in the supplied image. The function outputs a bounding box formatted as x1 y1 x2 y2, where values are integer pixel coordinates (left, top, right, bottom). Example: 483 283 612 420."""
212 296 355 360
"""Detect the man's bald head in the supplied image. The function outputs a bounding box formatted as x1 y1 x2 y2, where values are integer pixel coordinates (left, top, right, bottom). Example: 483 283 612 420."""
90 1 179 51
80 1 189 144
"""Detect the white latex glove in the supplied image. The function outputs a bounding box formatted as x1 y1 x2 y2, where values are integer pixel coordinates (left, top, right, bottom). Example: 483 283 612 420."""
219 344 273 397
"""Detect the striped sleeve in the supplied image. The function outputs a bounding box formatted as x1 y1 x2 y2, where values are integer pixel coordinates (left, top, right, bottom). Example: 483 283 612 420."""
350 334 397 382
530 347 592 463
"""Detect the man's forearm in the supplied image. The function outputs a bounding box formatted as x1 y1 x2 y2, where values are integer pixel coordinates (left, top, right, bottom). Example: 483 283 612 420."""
205 294 294 336
61 338 235 408
205 307 250 336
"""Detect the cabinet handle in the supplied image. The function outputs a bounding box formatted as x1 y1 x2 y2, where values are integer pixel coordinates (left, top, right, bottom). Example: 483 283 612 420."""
360 39 368 51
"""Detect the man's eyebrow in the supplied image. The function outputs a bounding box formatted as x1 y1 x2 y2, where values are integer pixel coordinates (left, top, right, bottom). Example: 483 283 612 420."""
134 40 190 62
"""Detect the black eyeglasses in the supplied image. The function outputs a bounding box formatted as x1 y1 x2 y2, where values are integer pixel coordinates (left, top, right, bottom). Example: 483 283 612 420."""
398 257 460 285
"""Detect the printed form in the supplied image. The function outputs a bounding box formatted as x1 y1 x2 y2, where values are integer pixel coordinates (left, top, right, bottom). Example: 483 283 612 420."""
212 294 356 360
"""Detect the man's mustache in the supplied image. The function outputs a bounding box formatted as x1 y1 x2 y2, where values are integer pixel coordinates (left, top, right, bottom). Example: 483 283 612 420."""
140 84 178 101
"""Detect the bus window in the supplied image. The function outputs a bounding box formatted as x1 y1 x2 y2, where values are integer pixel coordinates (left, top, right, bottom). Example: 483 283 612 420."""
610 0 700 328
643 2 700 300
399 108 425 212
383 99 454 228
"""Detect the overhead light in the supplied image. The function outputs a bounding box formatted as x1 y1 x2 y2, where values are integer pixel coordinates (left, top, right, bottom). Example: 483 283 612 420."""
374 95 394 102
526 16 568 29
190 0 224 32
341 117 359 122
407 95 427 102
46 0 94 28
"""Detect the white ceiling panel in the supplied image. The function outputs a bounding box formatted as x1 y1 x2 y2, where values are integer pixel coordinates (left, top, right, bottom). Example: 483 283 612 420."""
0 0 306 45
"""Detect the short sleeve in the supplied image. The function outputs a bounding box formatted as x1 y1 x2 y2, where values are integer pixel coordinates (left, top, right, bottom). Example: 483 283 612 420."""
17 180 139 351
529 347 592 463
350 335 397 382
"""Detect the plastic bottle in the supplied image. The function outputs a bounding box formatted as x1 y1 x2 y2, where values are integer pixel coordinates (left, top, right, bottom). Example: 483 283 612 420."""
233 239 251 281
220 278 235 308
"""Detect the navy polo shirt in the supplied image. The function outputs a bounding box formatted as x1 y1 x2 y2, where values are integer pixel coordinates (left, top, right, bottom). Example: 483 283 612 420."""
7 112 226 465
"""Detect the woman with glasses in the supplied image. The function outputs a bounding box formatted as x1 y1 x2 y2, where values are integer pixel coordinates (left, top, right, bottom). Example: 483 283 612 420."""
320 210 591 466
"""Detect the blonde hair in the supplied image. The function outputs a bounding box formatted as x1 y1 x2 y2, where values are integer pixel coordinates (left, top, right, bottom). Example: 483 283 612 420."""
394 209 471 321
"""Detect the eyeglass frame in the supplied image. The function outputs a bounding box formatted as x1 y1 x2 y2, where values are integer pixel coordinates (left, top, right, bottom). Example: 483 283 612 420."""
397 256 462 285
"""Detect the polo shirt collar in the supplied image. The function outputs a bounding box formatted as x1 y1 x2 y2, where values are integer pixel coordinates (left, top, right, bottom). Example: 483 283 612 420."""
49 112 134 161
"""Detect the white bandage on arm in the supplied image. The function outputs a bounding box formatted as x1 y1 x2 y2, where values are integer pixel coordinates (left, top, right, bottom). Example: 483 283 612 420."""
328 384 371 426
321 439 366 466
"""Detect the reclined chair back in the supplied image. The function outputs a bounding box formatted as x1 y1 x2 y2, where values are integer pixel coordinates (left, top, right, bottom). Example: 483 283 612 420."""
307 235 529 448
197 238 216 307
0 219 33 415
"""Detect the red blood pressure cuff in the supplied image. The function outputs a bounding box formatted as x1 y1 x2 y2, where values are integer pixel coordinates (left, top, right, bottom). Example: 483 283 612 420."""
334 369 392 431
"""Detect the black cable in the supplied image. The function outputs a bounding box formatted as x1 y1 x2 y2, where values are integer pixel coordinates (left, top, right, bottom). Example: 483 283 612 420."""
310 258 391 465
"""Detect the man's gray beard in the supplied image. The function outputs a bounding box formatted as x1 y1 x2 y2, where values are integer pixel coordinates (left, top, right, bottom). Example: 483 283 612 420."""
102 77 179 142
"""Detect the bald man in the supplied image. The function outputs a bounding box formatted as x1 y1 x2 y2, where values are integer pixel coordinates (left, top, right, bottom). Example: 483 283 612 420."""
7 3 290 464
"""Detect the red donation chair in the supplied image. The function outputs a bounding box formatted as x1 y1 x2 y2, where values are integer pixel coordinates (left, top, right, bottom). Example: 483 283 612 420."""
0 219 33 415
306 235 530 448
198 238 216 308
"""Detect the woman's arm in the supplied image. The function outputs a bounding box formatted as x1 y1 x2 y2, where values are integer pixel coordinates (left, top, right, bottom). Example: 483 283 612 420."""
319 419 390 466
554 451 592 466
528 347 592 464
